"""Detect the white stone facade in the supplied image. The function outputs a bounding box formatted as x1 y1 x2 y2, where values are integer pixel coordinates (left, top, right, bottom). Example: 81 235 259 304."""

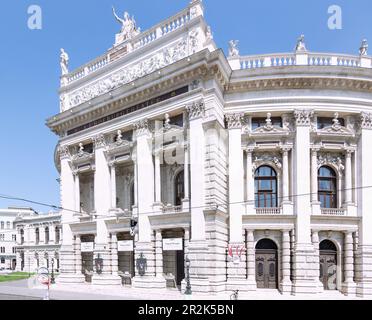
0 208 31 270
14 212 62 273
46 0 372 297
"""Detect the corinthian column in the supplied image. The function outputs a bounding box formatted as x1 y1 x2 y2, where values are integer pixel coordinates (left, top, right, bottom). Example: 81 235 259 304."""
246 148 255 215
281 147 293 215
311 148 321 215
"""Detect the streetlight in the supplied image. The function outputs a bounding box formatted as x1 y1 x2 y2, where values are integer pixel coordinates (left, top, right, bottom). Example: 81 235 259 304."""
51 259 55 284
185 256 192 295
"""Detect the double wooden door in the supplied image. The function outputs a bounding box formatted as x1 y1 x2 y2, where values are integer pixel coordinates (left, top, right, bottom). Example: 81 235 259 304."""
255 250 278 289
320 251 337 290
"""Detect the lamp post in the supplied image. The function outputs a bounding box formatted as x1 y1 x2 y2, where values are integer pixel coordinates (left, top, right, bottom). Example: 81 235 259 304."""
185 256 192 295
51 258 55 284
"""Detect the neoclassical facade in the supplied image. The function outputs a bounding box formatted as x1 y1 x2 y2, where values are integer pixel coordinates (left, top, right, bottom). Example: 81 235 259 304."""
14 212 62 273
46 0 372 297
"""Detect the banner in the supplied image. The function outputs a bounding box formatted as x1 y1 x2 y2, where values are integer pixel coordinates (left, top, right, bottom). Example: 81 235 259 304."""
117 240 134 252
162 238 183 251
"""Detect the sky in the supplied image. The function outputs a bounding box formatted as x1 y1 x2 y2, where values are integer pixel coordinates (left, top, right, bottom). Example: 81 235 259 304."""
0 0 371 213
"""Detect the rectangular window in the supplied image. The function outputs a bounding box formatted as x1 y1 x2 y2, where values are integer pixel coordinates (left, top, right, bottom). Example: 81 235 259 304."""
252 117 282 130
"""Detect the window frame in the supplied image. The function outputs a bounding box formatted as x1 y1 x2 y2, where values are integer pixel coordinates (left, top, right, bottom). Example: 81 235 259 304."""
254 166 278 208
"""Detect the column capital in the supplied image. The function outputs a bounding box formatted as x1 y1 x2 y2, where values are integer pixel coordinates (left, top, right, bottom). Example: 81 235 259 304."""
225 113 245 129
359 111 372 130
186 100 205 120
281 146 292 154
345 148 355 157
294 109 314 126
92 134 106 149
244 146 255 154
57 145 71 160
133 118 151 136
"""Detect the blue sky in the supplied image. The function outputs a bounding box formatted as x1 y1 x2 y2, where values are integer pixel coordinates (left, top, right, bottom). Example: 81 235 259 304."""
0 0 371 212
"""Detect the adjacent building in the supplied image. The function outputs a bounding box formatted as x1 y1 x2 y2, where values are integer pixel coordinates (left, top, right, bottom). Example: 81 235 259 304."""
0 207 34 270
46 0 372 297
14 211 62 273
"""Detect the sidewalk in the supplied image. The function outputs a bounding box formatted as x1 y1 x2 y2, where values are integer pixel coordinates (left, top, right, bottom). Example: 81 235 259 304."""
0 277 366 300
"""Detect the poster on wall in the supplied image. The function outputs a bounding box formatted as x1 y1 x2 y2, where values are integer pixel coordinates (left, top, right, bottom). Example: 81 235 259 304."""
117 240 134 252
81 242 94 252
163 238 183 251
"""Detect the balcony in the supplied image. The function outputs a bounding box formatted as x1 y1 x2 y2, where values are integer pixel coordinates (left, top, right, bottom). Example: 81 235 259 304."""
320 208 347 216
161 204 183 214
255 207 282 215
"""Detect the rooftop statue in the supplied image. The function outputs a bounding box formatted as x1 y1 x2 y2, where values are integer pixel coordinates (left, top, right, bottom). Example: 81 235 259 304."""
360 39 368 56
228 40 239 57
295 34 307 52
112 6 140 42
60 48 69 76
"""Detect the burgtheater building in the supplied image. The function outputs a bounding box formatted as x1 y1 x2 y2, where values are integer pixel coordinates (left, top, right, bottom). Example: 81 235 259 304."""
47 0 372 297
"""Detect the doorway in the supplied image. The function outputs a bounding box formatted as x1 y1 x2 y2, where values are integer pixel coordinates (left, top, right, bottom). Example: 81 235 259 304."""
255 239 278 289
319 240 337 290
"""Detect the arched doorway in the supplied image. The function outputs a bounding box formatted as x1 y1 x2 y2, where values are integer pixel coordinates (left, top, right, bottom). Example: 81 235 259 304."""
255 239 278 289
319 240 337 290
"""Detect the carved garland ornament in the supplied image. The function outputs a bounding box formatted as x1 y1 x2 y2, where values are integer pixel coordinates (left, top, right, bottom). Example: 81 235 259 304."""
360 112 372 129
133 119 150 135
67 38 191 108
252 153 282 172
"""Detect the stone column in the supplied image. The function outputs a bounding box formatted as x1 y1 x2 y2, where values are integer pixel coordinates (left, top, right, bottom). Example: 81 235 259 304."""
132 119 157 288
182 145 190 211
49 224 56 245
16 251 22 272
292 110 318 295
246 230 256 290
154 150 162 208
246 148 255 214
345 151 353 204
311 230 323 292
226 113 245 244
311 148 321 215
75 236 82 275
39 226 45 245
342 231 356 295
356 112 372 298
280 230 292 294
155 230 164 278
111 233 119 276
110 164 117 210
74 172 80 213
282 147 293 215
185 100 210 292
92 135 115 284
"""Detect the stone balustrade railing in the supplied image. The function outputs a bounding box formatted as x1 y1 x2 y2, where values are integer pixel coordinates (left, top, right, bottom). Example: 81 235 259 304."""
63 3 199 87
320 208 347 216
236 52 371 71
255 207 282 215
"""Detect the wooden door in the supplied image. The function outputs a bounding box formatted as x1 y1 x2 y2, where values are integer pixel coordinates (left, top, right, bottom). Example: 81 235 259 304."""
256 250 278 289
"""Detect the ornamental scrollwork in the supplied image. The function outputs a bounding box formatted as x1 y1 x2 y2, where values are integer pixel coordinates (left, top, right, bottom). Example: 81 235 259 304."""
133 119 150 136
186 100 205 120
252 153 282 172
294 109 314 126
57 145 70 159
317 153 345 172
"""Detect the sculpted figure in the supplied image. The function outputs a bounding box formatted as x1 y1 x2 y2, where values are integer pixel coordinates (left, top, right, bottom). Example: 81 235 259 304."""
228 40 239 57
112 6 139 40
60 48 69 75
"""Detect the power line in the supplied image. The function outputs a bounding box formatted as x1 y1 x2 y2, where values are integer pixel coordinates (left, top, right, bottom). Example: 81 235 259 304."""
1 184 372 219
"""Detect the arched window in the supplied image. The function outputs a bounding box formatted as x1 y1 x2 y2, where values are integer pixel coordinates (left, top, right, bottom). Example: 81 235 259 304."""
255 166 278 208
318 166 337 208
45 227 49 244
174 171 185 206
55 226 60 244
35 228 40 245
20 229 24 245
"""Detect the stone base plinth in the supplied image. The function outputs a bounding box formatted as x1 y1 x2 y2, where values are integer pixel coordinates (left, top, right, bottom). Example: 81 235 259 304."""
92 274 122 286
280 280 293 295
342 281 356 296
55 273 86 284
132 276 166 289
356 245 372 298
226 279 257 292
